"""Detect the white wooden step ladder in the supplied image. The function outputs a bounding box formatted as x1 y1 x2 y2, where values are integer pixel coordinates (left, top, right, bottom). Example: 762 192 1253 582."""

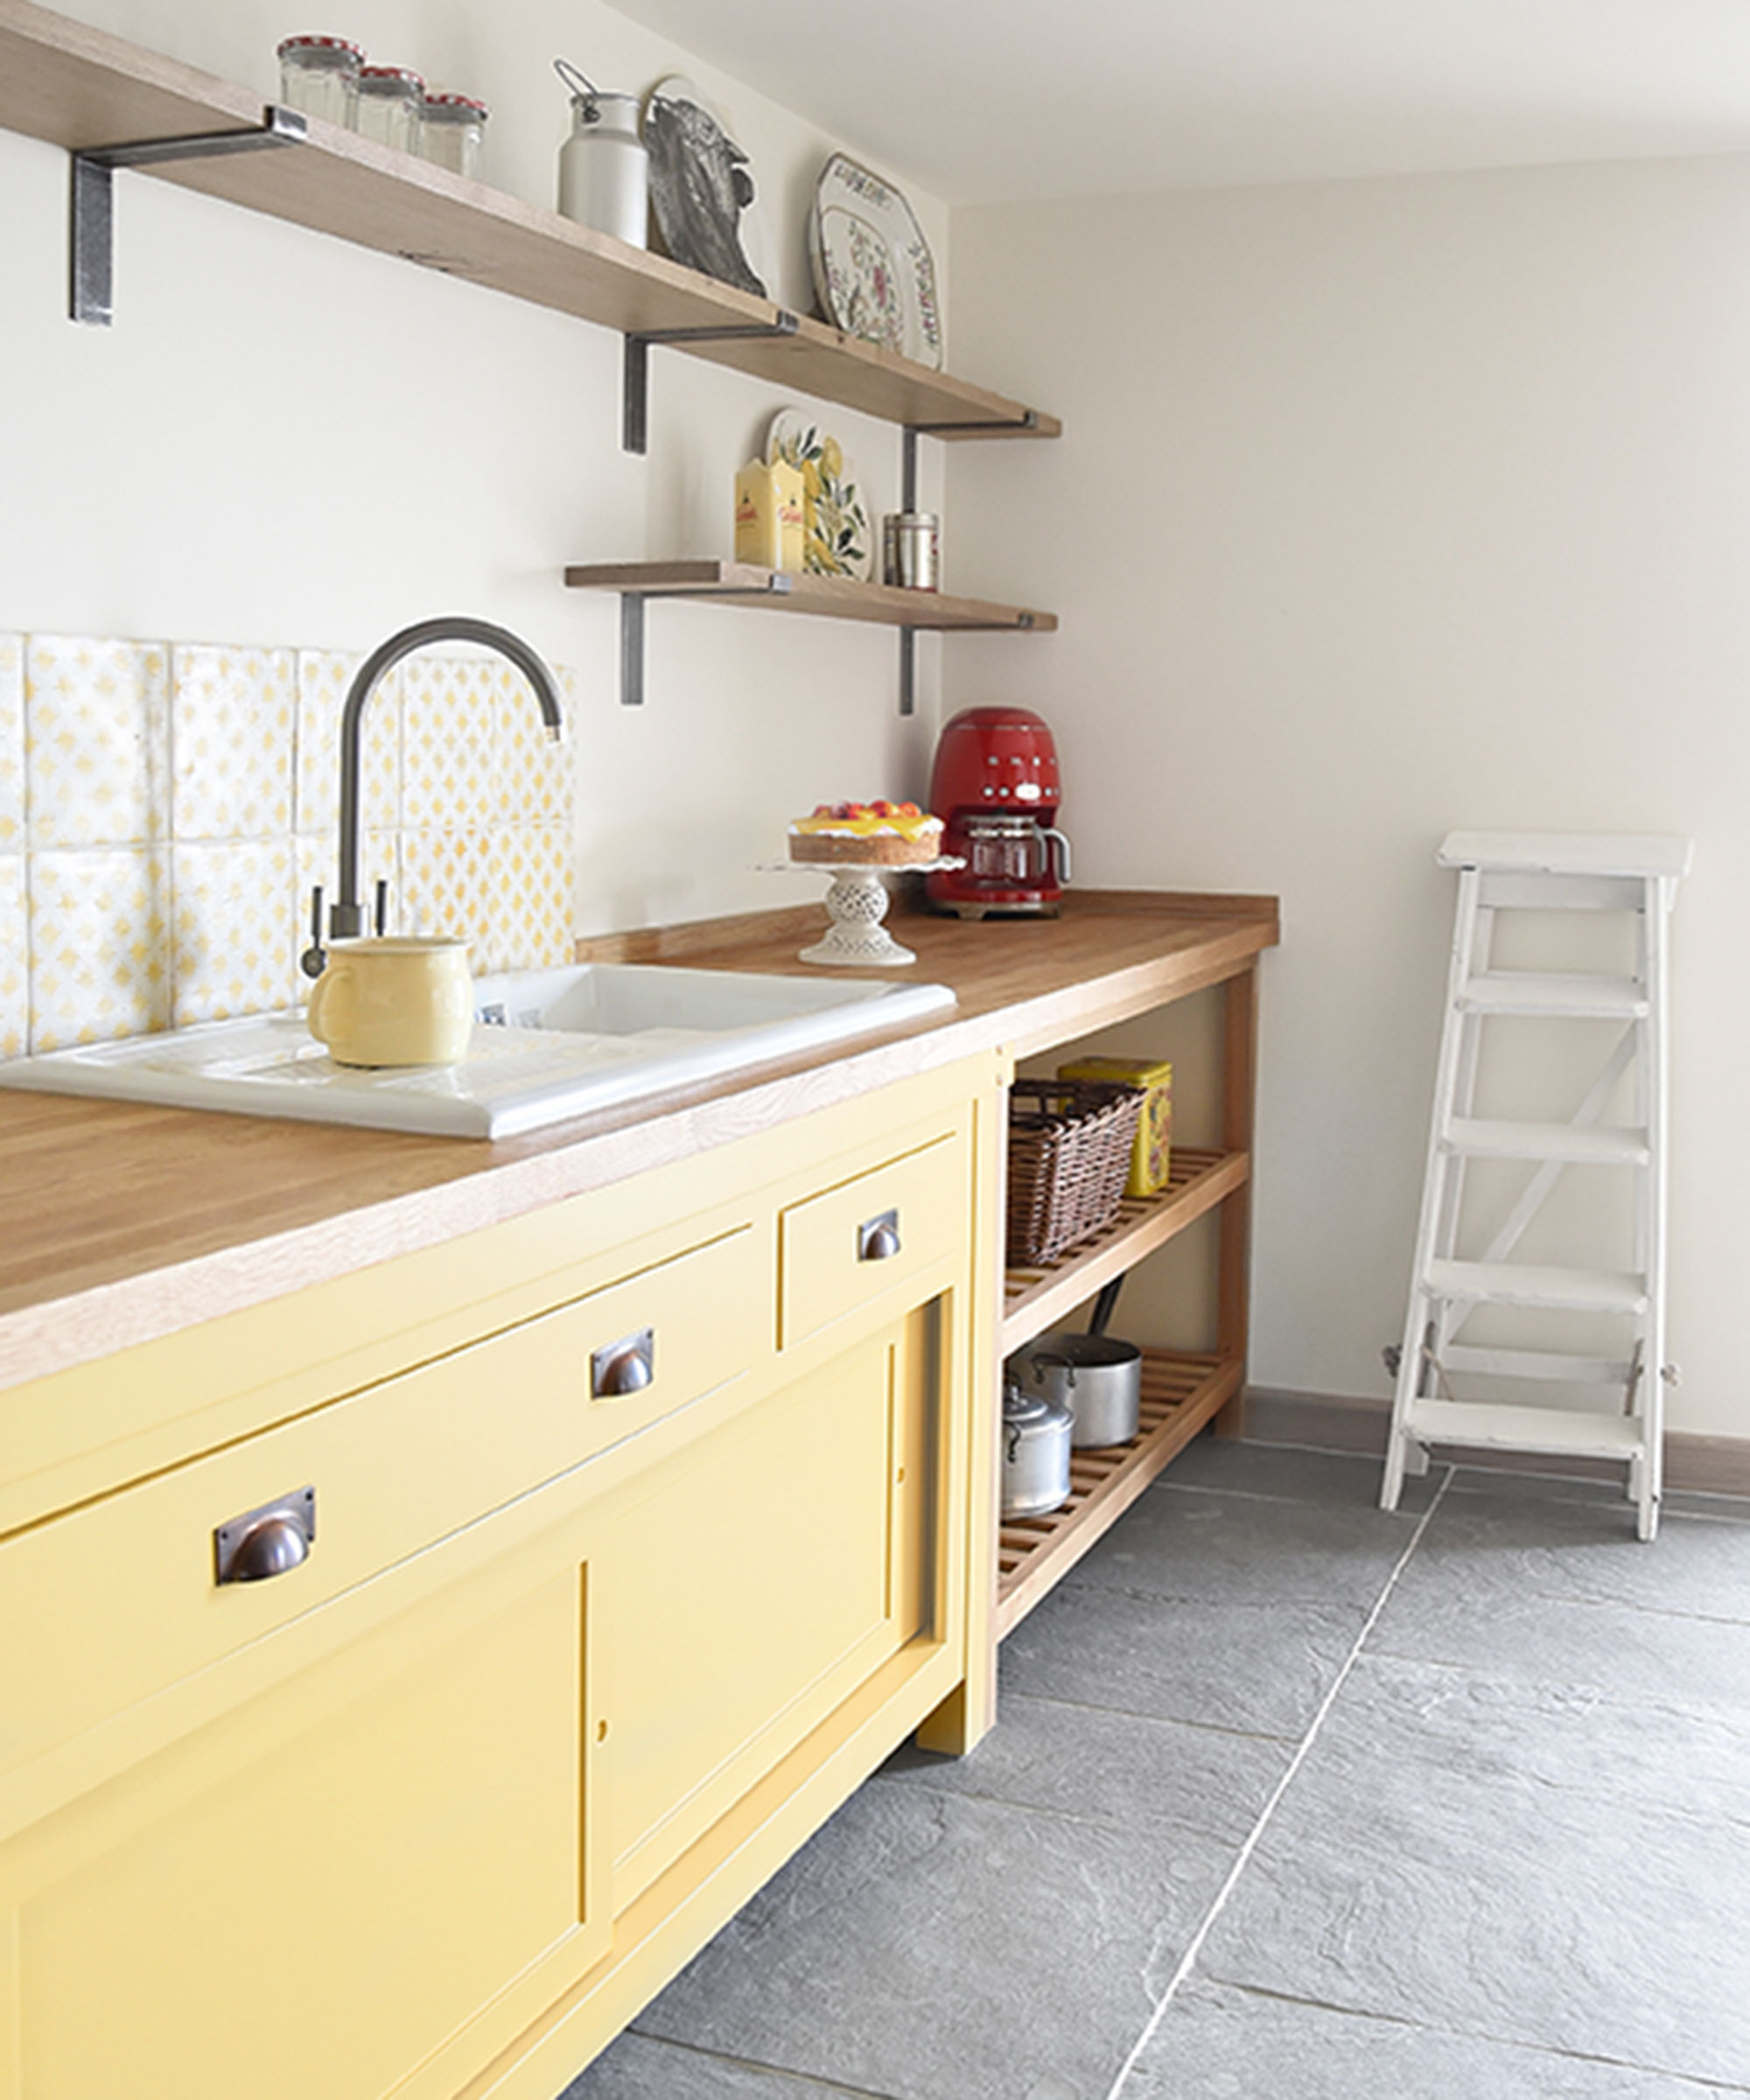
1381 831 1690 1539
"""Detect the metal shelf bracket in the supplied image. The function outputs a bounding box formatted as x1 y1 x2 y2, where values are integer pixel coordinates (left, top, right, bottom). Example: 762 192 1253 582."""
71 104 308 326
622 312 801 454
894 415 1039 715
618 575 794 704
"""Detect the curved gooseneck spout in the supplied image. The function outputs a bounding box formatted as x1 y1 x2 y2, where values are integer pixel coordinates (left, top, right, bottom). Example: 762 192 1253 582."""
309 617 565 970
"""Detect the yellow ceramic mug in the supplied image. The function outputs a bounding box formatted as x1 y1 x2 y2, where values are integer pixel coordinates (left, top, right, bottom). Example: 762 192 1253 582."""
306 936 474 1068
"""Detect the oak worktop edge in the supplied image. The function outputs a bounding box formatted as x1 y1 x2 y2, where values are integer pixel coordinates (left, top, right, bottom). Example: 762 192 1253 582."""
0 892 1278 1390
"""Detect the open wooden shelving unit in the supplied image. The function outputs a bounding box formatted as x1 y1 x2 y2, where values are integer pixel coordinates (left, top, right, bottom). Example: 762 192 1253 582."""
995 1146 1252 1637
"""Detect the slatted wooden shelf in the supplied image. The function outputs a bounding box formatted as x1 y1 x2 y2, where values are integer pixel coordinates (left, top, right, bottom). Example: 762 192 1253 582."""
1001 1146 1249 1356
564 563 1055 634
996 1347 1244 1639
0 0 1060 440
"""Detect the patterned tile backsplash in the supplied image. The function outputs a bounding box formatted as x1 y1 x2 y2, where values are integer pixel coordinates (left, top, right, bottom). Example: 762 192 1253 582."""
1 632 578 1054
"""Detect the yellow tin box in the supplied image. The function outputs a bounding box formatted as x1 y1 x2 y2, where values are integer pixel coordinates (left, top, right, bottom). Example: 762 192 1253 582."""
1055 1055 1172 1197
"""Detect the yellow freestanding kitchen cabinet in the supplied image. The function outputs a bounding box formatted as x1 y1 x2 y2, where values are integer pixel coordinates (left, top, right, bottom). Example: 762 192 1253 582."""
0 890 1277 2098
0 1052 1007 2100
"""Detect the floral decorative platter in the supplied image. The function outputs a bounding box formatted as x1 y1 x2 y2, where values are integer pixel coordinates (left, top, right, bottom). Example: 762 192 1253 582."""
766 408 872 580
808 153 942 369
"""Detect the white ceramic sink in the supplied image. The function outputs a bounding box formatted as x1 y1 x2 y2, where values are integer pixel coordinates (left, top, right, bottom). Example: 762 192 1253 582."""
0 964 956 1139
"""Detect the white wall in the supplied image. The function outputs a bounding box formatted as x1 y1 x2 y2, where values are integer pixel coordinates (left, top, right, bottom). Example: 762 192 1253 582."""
947 158 1750 1440
0 0 950 935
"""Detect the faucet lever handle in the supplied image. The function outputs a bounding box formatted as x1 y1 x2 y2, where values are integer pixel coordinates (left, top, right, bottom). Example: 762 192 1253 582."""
374 878 388 939
299 886 327 981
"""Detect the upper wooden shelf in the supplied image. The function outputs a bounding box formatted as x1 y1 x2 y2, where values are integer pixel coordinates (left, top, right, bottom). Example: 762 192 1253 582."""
563 562 1057 634
0 0 1061 441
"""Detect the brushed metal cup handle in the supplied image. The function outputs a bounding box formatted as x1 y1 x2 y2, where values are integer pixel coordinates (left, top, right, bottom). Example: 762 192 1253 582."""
592 1326 654 1397
214 1486 316 1586
858 1209 901 1262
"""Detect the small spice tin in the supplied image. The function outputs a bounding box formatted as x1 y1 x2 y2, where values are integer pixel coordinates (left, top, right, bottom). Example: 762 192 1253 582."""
882 511 940 592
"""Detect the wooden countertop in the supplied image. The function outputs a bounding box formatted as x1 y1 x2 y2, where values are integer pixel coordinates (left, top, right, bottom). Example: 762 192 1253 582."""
0 890 1277 1392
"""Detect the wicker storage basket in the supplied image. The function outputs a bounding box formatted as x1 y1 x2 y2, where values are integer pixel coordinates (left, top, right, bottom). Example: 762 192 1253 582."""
1006 1079 1146 1267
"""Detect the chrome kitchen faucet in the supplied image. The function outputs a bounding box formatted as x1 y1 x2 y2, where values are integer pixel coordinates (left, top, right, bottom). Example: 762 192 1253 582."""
301 616 566 977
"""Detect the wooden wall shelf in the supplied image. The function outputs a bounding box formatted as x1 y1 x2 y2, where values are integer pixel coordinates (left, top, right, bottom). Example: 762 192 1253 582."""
564 563 1056 634
564 562 1056 709
0 0 1060 443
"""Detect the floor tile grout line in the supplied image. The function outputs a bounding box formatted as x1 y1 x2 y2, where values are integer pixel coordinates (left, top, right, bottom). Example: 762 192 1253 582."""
1103 1462 1459 2100
620 2029 908 2099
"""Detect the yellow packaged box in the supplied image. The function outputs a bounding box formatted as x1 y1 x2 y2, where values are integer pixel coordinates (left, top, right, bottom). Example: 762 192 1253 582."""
734 456 806 570
1056 1056 1172 1196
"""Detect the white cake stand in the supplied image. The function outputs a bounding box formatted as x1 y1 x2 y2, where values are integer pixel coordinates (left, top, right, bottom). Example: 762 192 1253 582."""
760 858 963 967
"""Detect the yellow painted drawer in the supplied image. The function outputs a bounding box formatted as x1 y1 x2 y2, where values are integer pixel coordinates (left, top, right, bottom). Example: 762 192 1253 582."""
778 1130 965 1349
0 1222 764 1789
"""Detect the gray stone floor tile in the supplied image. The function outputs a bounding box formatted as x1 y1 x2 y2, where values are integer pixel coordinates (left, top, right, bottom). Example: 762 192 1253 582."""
1448 1464 1750 1527
1196 1652 1750 2087
1069 1476 1418 1609
1145 1436 1439 1511
1446 1466 1642 1506
1120 1979 1750 2098
1000 1575 1365 1739
1373 1493 1750 1710
561 2031 890 2098
881 1689 1292 1845
1400 1487 1750 1620
1374 1574 1750 1715
634 1776 1231 2100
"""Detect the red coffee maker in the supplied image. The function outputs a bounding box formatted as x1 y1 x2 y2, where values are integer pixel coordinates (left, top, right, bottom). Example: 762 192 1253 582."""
927 704 1072 918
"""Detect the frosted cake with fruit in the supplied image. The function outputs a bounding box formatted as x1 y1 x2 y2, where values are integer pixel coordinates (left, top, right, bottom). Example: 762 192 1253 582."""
789 801 946 865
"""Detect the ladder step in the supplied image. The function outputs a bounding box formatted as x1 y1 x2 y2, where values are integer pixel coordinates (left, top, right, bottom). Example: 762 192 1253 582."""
1438 830 1692 881
1442 1343 1634 1384
1403 1398 1648 1460
1460 972 1647 1018
1443 1118 1649 1165
1425 1259 1648 1313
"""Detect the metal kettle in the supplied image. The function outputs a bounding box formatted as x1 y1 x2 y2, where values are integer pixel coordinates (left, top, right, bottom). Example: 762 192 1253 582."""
1001 1382 1073 1518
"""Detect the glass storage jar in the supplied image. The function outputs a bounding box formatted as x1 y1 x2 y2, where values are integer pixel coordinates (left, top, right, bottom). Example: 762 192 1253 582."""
355 65 424 152
276 35 363 127
419 91 487 178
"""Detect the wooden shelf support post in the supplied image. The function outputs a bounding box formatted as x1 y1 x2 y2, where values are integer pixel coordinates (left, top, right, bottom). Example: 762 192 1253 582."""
1214 961 1261 1436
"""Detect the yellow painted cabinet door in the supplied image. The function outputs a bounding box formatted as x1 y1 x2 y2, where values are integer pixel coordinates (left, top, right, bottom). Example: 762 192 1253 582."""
606 1299 942 1907
4 1547 604 2100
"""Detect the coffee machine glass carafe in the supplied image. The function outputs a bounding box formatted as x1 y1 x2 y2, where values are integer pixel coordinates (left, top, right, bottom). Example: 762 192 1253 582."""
964 813 1072 888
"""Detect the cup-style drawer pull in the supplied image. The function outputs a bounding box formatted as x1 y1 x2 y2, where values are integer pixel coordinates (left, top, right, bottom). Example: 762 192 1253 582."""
858 1209 901 1263
214 1486 316 1586
592 1326 655 1397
